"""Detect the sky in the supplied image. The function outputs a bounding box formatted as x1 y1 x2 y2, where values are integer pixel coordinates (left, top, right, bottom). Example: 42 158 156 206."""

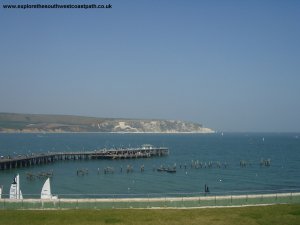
0 0 299 132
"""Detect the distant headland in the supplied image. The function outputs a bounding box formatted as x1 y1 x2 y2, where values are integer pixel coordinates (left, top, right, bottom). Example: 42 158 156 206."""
0 113 214 133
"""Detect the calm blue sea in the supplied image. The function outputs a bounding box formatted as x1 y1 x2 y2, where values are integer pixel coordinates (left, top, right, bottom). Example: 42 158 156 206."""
0 133 300 198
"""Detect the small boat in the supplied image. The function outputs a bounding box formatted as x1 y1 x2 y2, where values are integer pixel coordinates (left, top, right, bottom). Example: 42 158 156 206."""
157 167 166 172
41 178 58 200
157 166 176 173
166 168 176 173
9 174 23 199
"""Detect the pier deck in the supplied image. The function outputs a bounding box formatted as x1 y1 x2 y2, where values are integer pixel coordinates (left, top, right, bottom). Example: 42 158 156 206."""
0 146 169 170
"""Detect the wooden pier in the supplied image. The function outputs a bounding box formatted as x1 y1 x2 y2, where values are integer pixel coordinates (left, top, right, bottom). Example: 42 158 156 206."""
0 146 169 170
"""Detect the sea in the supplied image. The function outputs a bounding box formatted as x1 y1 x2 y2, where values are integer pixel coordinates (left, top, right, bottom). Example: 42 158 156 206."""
0 132 299 198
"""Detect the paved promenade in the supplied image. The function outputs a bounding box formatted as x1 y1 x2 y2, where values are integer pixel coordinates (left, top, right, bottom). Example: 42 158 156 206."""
1 192 300 209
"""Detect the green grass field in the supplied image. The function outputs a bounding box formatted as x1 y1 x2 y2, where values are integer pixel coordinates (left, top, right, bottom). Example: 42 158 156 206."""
0 204 299 225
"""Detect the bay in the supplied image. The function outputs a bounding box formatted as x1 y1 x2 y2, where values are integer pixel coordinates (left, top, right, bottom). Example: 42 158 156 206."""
0 133 299 198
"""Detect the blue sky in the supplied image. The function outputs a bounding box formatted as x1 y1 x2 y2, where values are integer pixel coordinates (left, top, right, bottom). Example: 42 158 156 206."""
0 0 299 132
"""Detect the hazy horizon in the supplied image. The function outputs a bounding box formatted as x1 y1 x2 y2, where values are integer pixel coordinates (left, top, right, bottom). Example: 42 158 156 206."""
1 1 299 132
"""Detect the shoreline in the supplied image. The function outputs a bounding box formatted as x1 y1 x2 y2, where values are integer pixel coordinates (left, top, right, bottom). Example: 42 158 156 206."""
2 192 300 203
0 131 215 134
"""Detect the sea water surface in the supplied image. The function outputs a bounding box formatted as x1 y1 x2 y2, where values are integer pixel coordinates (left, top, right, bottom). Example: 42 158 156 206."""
0 133 299 198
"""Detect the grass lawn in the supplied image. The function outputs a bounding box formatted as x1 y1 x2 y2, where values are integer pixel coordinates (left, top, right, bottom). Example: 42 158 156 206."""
0 204 299 225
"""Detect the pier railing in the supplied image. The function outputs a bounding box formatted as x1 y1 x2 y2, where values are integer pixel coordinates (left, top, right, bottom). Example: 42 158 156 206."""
1 190 300 210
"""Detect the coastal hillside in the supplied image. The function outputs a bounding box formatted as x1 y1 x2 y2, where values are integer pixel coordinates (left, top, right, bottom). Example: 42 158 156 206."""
0 113 214 133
